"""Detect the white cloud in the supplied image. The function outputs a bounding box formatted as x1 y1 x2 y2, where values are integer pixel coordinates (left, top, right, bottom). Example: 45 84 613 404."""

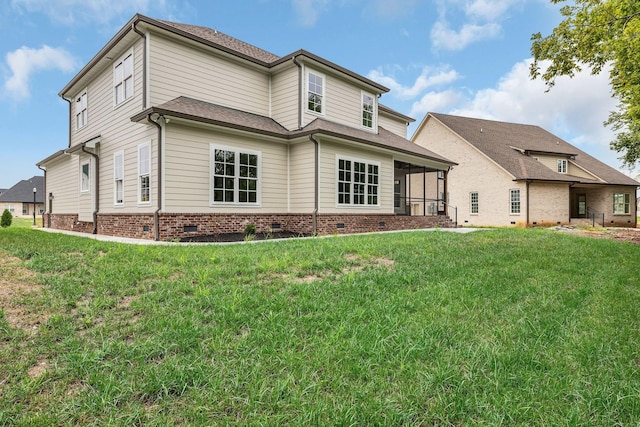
368 65 460 100
292 0 330 27
11 0 165 25
3 45 76 99
431 21 501 51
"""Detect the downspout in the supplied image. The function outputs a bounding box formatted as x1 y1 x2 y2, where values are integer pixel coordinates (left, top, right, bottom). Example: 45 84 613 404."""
132 21 147 109
526 180 531 227
309 134 319 235
149 114 163 241
63 97 72 148
81 146 99 234
37 165 46 228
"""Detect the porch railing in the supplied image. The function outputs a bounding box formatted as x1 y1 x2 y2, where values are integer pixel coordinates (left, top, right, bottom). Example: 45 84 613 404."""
395 196 457 226
585 207 605 227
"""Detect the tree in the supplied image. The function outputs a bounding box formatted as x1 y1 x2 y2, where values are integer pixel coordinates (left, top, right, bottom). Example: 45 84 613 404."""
1 209 12 228
530 0 640 167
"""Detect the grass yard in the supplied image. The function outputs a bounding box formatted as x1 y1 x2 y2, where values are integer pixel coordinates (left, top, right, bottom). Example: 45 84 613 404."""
1 223 639 425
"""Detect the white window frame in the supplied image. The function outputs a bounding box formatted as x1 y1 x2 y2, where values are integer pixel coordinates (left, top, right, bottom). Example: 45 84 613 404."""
306 70 325 116
80 161 90 193
137 143 151 205
361 91 375 130
75 89 87 130
6 205 15 213
114 151 124 206
470 191 479 214
336 155 381 207
613 193 630 215
510 189 521 215
113 50 134 107
557 159 568 174
22 205 29 215
210 145 261 206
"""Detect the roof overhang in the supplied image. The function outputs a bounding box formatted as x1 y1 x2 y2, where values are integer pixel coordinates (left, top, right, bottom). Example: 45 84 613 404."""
64 135 101 155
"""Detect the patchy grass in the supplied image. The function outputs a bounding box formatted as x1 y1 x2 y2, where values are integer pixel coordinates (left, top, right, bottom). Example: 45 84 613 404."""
0 226 639 425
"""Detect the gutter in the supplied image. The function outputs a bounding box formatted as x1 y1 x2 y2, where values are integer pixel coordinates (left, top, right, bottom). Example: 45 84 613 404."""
148 114 164 241
309 134 319 235
81 145 99 234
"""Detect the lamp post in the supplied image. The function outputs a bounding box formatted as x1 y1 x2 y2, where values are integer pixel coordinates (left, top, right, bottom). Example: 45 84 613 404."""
32 187 36 226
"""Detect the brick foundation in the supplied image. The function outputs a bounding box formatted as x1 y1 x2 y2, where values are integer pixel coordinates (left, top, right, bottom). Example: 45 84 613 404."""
45 212 455 241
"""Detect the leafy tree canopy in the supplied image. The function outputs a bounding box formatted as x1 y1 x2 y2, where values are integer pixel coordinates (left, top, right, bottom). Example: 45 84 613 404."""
530 0 640 167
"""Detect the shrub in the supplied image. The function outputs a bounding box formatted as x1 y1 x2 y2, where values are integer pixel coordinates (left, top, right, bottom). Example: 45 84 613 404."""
244 223 256 236
1 209 12 228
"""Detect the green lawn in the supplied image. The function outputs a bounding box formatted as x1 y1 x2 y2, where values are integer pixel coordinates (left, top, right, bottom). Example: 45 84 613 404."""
1 224 639 425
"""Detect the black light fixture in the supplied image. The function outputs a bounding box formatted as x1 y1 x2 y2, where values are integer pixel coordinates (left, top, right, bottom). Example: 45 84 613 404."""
32 187 37 226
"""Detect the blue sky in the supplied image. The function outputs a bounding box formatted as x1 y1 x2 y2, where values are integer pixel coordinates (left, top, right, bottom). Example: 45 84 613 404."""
0 0 636 188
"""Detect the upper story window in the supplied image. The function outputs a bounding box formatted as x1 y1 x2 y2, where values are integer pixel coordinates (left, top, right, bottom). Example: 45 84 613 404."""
613 193 630 215
114 51 133 106
211 146 260 205
557 159 568 174
307 71 325 115
362 92 374 129
138 143 150 204
81 161 90 192
510 189 520 214
76 90 87 130
337 157 380 206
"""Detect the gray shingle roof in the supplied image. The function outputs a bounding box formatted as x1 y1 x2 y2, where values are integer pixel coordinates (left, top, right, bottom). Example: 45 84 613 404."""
132 97 454 165
428 113 638 186
0 176 44 203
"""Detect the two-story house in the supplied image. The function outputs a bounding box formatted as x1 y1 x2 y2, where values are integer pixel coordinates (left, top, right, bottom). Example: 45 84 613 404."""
412 113 638 227
37 14 455 241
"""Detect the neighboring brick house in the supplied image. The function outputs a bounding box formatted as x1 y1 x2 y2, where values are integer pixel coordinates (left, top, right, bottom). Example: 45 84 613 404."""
412 113 638 227
37 14 455 241
0 176 45 219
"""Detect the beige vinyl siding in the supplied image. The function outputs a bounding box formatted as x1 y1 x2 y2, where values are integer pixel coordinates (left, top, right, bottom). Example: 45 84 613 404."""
317 140 393 214
271 66 300 131
43 155 79 214
414 118 526 226
529 183 570 225
149 33 270 116
379 114 408 138
289 141 316 212
163 124 288 213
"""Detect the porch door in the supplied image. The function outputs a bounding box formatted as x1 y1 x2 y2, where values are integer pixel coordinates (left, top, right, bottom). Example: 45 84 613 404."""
394 178 405 214
578 194 586 217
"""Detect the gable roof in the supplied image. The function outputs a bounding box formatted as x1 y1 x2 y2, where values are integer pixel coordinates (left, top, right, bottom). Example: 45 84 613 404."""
426 113 638 186
0 176 44 203
132 96 453 166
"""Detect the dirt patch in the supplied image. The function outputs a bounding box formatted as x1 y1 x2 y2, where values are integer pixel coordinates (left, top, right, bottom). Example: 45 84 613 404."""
27 358 50 379
0 252 48 331
553 227 640 245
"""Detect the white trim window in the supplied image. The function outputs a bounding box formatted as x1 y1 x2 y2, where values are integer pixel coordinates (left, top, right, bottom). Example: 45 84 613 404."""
114 151 124 206
470 191 479 214
80 161 90 193
211 146 260 205
557 159 568 174
510 189 521 214
613 193 630 214
76 89 87 130
138 143 151 204
307 71 325 115
114 51 133 106
337 157 380 206
362 92 375 129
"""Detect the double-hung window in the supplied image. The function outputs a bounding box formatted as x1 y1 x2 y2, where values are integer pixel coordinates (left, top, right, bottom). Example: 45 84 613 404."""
337 157 379 206
114 52 133 106
510 189 520 214
114 151 124 205
80 161 90 192
613 193 630 214
211 146 260 204
307 71 324 114
362 92 374 129
138 143 150 204
470 192 479 214
76 90 87 130
557 159 568 174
